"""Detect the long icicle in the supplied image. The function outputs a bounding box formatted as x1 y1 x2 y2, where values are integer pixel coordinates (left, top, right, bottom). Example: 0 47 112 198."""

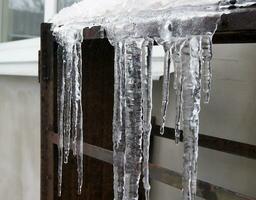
181 37 201 200
201 35 213 104
57 45 65 197
141 40 153 200
160 43 172 135
57 31 84 196
173 40 186 144
123 38 144 200
113 41 126 200
74 38 84 195
63 43 73 164
71 42 78 157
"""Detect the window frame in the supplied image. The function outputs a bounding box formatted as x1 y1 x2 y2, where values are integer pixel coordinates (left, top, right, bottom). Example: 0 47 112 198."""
0 0 57 76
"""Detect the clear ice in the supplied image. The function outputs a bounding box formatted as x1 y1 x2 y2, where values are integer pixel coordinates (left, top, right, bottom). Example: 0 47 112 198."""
160 43 172 135
181 37 201 200
173 40 185 144
141 40 153 200
55 29 84 196
113 41 126 200
50 0 256 199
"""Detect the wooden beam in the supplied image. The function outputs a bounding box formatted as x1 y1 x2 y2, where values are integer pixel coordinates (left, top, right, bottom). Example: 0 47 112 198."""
152 125 256 160
40 23 56 200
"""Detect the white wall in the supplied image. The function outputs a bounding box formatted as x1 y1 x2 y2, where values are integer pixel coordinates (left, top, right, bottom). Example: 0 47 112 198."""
0 75 40 200
151 44 256 199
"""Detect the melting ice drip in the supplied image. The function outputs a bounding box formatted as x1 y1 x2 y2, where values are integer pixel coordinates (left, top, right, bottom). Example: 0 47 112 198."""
50 0 255 199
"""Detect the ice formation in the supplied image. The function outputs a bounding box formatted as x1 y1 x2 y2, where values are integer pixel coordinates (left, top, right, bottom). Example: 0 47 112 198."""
55 30 83 196
50 0 256 199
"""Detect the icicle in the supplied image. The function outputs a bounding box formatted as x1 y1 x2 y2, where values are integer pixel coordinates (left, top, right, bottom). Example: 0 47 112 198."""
63 44 73 164
141 40 153 200
181 37 201 200
160 43 172 135
200 35 213 104
57 45 65 197
123 38 144 200
173 40 186 144
113 41 126 200
74 38 84 195
66 31 84 195
71 44 78 157
56 30 84 196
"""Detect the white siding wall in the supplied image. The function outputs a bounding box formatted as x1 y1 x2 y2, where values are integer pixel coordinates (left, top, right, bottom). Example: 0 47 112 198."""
0 76 40 200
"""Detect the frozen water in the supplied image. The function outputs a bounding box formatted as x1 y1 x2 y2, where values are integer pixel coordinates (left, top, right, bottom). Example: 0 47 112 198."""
173 40 186 144
122 38 144 200
50 0 256 199
160 43 172 135
181 37 201 200
200 35 213 103
55 30 83 196
141 40 153 200
113 41 126 200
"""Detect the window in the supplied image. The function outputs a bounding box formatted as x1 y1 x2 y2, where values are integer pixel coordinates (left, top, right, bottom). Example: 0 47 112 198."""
57 0 81 11
0 0 44 42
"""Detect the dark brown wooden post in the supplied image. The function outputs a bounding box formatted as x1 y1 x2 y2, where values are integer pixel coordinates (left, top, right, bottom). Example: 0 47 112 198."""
81 36 115 200
40 23 56 200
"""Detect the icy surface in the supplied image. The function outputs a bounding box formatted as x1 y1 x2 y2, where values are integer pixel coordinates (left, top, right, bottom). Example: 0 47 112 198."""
141 40 153 200
56 30 83 196
181 37 201 199
160 43 172 135
113 41 126 200
51 0 256 199
122 39 144 200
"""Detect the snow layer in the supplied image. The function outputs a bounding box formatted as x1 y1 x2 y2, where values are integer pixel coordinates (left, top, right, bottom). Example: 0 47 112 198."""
51 0 219 23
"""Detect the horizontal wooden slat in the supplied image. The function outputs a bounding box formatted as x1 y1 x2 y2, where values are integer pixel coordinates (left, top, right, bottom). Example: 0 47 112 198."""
50 133 256 200
152 125 256 160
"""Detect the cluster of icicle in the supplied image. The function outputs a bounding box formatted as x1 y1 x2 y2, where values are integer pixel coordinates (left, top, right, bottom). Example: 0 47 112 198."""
50 0 256 199
113 39 154 200
112 34 213 200
55 29 84 196
159 35 213 200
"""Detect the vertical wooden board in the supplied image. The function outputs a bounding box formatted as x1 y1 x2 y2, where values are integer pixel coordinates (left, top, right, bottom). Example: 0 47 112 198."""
41 23 56 200
82 39 114 200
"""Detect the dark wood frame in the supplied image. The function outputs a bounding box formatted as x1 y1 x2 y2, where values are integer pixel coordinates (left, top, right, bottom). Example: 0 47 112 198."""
40 7 256 200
